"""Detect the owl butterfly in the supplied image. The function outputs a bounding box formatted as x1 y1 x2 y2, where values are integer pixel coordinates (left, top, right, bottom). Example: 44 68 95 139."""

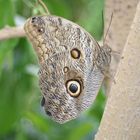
24 3 111 124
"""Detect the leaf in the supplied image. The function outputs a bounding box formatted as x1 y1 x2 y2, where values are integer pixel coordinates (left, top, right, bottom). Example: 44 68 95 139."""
0 0 15 27
68 122 93 140
0 39 38 136
77 0 104 40
25 111 49 132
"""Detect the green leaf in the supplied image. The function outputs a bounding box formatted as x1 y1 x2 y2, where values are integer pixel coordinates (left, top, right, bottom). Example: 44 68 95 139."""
68 122 93 140
77 0 104 40
25 111 49 132
0 39 18 68
0 0 15 27
0 39 38 136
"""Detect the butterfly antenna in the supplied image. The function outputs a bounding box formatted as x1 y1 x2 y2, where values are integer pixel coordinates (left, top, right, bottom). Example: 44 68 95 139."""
103 12 113 45
37 0 50 15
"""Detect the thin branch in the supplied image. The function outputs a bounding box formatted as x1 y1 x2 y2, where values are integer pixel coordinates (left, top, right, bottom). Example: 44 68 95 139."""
0 26 25 41
37 0 50 15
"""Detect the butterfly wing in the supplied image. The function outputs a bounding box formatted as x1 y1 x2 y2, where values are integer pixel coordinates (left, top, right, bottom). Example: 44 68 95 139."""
24 15 104 123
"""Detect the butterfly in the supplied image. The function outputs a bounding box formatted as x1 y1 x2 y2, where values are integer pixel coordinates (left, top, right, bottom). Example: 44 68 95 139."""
24 14 111 124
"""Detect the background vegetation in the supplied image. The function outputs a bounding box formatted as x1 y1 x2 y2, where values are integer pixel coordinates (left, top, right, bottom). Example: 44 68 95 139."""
0 0 105 140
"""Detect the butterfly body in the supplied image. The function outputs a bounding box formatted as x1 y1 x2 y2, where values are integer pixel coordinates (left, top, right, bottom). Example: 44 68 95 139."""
24 15 111 123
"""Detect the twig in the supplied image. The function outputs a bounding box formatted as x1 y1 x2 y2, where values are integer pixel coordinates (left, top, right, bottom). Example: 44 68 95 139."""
0 26 25 41
37 0 50 15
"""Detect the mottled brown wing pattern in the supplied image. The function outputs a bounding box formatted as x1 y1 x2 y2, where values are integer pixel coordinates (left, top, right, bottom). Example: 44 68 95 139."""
24 15 111 123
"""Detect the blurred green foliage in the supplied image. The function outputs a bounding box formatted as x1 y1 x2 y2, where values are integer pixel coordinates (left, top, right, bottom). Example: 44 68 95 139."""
0 0 105 140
